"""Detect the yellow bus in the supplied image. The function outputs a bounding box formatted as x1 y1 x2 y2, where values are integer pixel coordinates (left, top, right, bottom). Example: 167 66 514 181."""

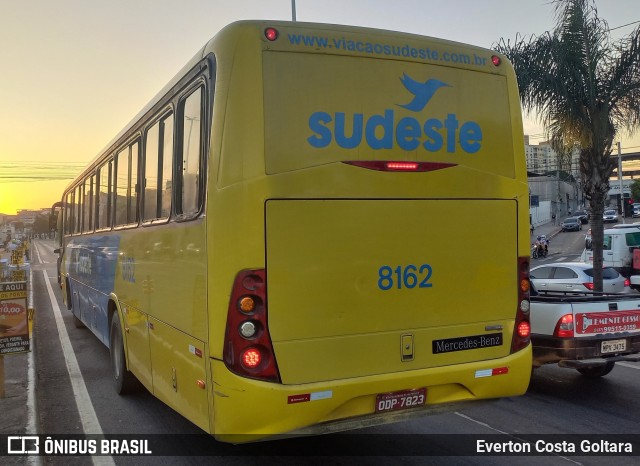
55 20 532 442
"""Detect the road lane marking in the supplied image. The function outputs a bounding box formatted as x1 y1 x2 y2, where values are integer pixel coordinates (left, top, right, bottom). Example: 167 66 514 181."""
455 412 582 464
33 242 45 263
41 269 115 466
27 267 42 466
618 362 640 370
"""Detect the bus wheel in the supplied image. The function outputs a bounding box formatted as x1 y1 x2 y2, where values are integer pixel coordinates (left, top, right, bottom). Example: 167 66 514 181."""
109 313 140 394
73 314 86 329
577 362 615 378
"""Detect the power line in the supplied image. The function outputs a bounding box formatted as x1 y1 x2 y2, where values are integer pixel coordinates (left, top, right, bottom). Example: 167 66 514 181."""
609 20 640 31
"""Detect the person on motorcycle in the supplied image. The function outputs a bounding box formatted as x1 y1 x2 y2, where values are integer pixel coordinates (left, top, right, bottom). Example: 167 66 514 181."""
540 236 549 256
533 237 542 258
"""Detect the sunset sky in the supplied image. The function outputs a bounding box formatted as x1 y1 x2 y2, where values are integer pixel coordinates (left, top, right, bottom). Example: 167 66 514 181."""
1 0 638 215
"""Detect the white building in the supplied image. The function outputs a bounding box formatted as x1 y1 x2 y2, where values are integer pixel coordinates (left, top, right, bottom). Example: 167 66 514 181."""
524 136 580 177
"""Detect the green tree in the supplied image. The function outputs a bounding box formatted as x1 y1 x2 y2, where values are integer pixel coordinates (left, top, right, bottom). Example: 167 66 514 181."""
495 0 640 290
631 179 640 203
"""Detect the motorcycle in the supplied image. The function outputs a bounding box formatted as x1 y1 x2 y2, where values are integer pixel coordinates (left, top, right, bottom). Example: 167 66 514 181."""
532 242 548 259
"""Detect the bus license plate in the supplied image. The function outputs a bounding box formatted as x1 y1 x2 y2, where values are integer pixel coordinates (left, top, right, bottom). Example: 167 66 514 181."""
375 388 426 413
601 339 626 354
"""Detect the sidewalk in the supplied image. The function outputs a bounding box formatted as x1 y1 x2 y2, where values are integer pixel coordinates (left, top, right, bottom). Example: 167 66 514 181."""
530 220 563 242
0 244 31 441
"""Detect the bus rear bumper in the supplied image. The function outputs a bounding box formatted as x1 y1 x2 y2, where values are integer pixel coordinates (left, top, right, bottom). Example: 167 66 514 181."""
210 346 531 443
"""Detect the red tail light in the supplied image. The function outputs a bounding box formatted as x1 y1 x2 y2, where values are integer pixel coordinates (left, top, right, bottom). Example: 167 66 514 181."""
625 278 631 287
343 161 456 172
223 269 280 382
554 314 574 338
264 27 279 41
511 257 531 353
517 321 531 338
583 282 595 291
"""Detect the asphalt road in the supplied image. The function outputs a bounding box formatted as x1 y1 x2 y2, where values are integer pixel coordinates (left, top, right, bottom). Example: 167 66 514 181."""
8 238 640 465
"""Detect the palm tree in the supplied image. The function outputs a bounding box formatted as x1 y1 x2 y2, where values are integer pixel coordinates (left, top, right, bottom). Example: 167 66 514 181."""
495 0 640 291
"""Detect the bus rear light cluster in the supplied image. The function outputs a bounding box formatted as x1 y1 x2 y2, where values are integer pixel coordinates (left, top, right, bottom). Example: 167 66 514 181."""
223 269 281 382
511 257 531 353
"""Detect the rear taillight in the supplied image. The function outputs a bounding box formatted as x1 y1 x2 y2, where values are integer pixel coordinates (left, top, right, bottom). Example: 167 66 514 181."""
223 269 280 382
583 282 595 291
264 27 279 41
343 161 456 172
625 278 631 287
511 257 531 353
554 314 574 338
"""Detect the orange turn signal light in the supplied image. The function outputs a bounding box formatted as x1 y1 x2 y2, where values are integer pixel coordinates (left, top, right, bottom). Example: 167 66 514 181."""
239 296 255 313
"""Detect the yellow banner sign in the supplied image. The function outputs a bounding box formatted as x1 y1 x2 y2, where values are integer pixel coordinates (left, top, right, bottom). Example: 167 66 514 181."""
0 281 29 354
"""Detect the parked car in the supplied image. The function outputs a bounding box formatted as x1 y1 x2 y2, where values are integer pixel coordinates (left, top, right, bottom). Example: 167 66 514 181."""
603 209 619 223
633 207 640 218
560 217 582 232
573 209 589 224
530 262 631 294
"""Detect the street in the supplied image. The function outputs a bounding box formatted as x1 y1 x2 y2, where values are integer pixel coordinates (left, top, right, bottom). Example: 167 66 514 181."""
533 220 589 263
3 236 640 465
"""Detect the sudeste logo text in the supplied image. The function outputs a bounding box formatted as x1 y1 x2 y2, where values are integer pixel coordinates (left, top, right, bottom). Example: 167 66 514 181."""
307 73 482 154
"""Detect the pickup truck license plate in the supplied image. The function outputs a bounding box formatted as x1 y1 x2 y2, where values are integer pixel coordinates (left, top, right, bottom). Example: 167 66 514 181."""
375 388 426 413
601 339 626 354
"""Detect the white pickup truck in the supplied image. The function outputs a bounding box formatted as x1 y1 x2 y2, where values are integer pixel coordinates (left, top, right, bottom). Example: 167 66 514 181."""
530 283 640 377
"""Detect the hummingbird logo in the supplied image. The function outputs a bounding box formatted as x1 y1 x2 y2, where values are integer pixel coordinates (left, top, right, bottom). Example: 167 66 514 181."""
397 74 451 112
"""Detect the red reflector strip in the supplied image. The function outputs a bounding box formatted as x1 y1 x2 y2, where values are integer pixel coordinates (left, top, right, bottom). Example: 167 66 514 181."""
287 390 333 404
492 367 509 376
288 394 311 404
343 161 457 172
475 367 509 378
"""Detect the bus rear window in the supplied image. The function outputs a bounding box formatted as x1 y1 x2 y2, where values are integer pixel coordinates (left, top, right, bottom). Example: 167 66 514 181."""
263 52 514 177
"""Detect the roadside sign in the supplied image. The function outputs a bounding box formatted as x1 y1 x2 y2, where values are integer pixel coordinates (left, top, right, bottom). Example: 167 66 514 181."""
0 281 29 354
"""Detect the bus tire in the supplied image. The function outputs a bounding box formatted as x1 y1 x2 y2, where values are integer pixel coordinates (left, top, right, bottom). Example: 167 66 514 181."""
109 313 140 394
73 314 86 329
64 278 72 311
577 361 615 378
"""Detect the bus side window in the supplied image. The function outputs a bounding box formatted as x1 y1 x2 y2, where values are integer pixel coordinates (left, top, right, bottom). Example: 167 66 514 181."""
96 159 113 229
161 114 174 219
115 147 128 226
144 121 160 220
84 176 93 233
115 141 140 226
144 113 174 221
130 141 140 223
178 87 203 218
76 184 83 234
65 191 73 235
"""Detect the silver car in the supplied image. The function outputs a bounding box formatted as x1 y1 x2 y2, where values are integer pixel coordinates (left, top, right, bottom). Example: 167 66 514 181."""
530 262 630 293
603 209 618 223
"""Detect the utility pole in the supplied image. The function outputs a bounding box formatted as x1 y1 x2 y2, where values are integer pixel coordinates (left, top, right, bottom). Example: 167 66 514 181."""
291 0 297 21
618 141 625 222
